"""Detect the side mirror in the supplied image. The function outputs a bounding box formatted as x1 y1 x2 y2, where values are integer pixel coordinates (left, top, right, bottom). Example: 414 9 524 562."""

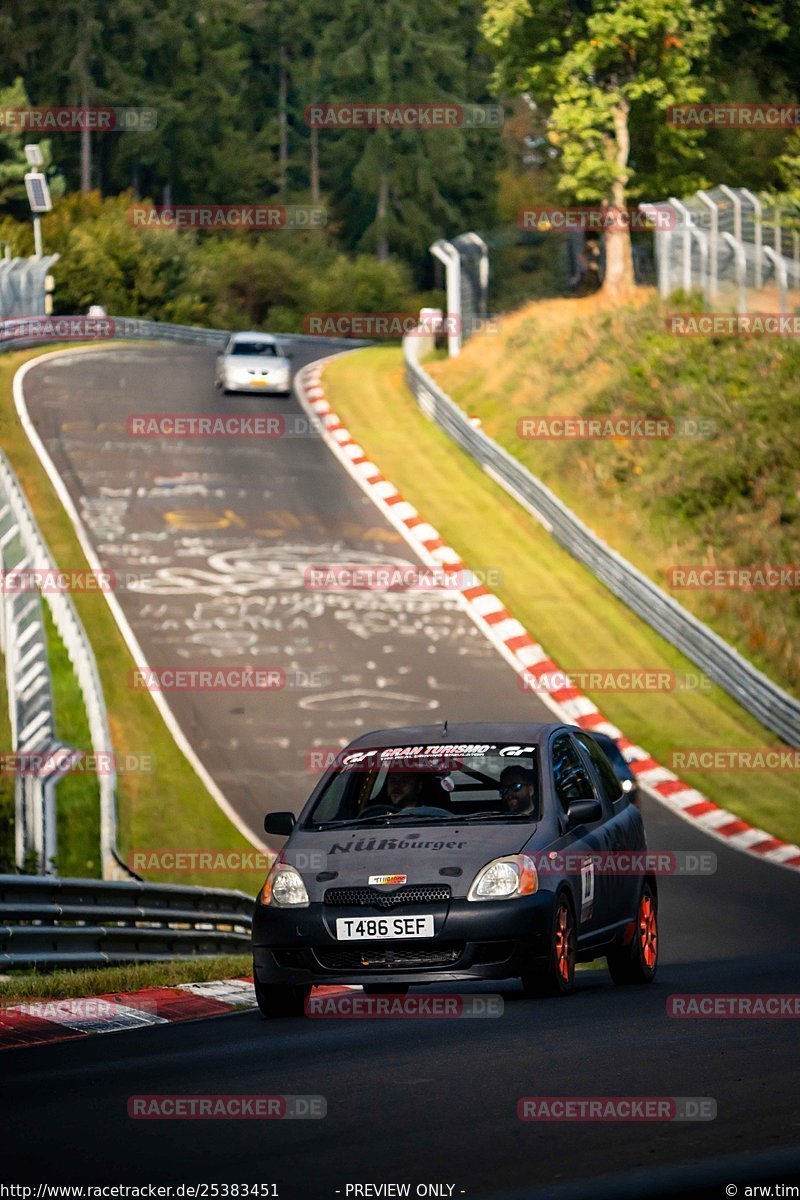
264 811 296 837
567 797 602 828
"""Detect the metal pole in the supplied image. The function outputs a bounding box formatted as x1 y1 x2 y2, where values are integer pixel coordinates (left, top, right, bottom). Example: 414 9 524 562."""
429 240 462 357
741 188 762 288
696 190 719 303
33 217 42 259
719 185 742 242
669 198 693 293
460 232 489 316
722 232 747 314
763 246 788 314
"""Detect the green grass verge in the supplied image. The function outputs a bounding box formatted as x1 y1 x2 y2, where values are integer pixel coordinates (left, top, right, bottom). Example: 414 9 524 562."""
0 954 252 1003
43 603 101 877
0 347 266 892
321 345 800 846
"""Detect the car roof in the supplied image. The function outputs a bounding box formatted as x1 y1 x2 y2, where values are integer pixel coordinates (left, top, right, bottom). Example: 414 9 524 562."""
229 331 277 344
343 722 567 751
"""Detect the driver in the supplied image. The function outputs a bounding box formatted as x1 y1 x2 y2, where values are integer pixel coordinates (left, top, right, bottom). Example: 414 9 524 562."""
385 771 425 809
498 766 536 816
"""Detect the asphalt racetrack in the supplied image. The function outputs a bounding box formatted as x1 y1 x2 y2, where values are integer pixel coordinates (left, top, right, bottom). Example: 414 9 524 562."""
5 341 799 1197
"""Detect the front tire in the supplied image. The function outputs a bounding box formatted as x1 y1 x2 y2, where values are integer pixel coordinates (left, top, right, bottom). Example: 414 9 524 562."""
607 882 658 985
521 892 576 997
253 976 309 1018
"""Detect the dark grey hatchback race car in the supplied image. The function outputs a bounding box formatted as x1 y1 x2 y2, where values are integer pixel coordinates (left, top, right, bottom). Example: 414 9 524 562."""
252 722 658 1016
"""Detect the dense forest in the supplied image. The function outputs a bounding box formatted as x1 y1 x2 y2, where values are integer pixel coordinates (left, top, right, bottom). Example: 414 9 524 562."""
1 0 799 320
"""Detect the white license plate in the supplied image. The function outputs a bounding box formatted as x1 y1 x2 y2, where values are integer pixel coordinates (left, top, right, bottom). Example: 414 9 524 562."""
335 914 434 941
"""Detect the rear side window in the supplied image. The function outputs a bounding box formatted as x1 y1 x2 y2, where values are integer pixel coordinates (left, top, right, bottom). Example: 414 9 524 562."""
551 734 597 813
575 732 624 804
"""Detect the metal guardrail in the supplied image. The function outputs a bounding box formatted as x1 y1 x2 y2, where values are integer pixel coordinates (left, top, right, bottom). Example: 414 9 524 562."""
0 451 129 879
403 335 800 747
0 874 254 967
0 464 76 874
0 316 371 354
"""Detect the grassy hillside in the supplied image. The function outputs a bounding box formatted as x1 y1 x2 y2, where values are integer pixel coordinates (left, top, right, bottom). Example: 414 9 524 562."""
428 291 800 700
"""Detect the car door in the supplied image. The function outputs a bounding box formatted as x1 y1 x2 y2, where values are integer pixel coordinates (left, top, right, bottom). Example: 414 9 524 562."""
549 731 615 939
574 730 645 923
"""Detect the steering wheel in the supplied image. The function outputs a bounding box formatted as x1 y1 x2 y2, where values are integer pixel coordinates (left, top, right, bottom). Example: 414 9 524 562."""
358 804 394 818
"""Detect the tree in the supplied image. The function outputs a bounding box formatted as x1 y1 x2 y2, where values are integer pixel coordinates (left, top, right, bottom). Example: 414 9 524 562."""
316 0 493 265
0 78 64 215
482 0 719 299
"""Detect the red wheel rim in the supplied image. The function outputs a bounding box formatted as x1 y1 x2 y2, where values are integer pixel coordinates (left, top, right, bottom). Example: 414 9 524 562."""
555 902 574 983
639 892 657 969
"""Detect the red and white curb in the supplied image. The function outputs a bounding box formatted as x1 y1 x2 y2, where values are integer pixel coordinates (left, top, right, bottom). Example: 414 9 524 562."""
0 978 355 1051
296 361 800 874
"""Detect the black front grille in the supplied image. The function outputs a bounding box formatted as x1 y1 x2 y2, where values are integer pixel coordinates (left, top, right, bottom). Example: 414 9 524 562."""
314 943 462 971
324 885 451 911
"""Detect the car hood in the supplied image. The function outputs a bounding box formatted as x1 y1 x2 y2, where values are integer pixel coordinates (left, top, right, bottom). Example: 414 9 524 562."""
282 821 539 901
226 355 290 371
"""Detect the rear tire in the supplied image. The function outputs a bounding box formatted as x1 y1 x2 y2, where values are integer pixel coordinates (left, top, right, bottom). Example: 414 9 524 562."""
521 892 576 997
607 882 658 985
253 976 309 1018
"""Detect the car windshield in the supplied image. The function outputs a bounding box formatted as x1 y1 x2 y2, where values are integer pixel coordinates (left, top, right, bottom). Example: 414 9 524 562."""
304 743 539 828
230 341 277 356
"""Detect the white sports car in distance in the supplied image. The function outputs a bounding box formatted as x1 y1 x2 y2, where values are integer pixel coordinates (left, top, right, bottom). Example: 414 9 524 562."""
215 332 293 396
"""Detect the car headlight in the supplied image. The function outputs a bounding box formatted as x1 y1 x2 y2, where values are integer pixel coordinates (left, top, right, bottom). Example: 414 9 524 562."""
259 864 309 908
467 854 538 902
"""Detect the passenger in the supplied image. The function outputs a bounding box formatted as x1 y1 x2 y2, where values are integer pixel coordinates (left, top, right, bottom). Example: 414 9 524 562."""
498 766 536 816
